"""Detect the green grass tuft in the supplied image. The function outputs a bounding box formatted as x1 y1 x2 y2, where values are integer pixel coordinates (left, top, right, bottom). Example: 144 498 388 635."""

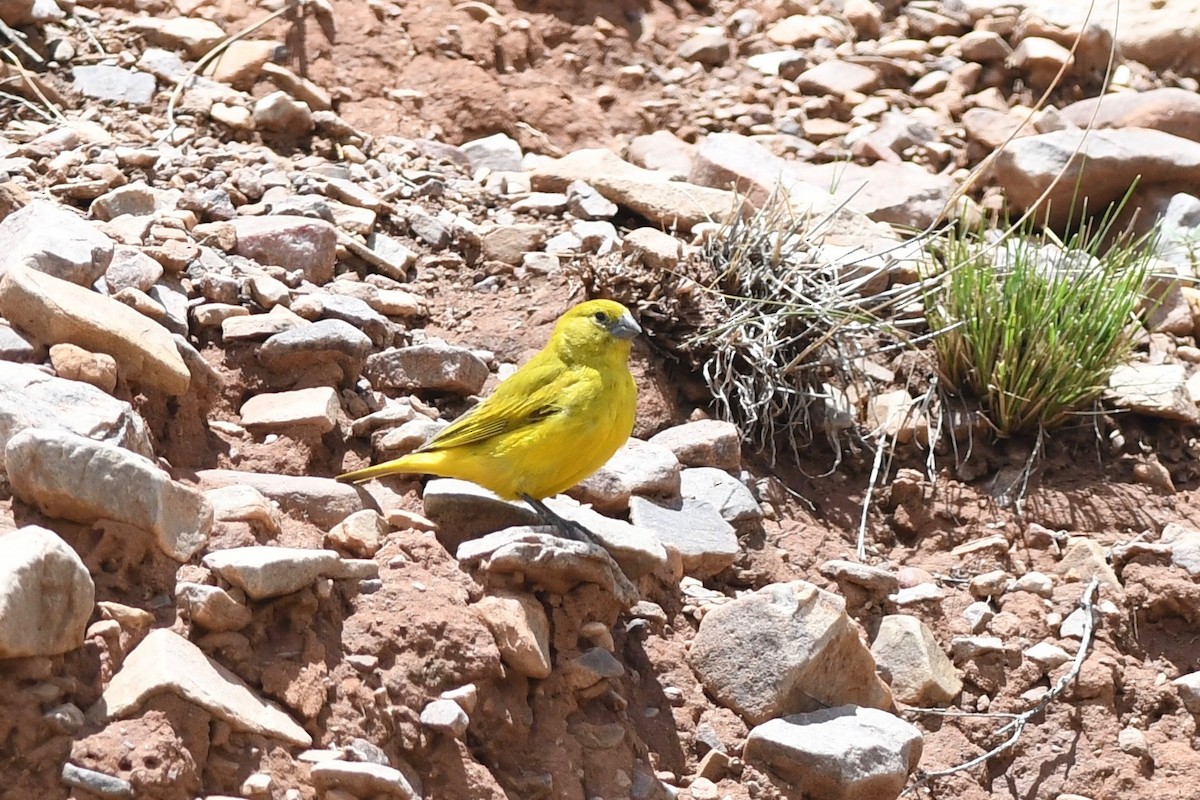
922 217 1156 437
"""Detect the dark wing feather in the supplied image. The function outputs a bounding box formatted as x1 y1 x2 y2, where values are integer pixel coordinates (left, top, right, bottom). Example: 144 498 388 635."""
418 361 568 452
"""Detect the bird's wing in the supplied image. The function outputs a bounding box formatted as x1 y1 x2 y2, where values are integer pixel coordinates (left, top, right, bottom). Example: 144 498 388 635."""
419 361 569 452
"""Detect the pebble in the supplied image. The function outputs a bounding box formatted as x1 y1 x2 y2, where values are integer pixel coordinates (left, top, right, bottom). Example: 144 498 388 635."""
90 181 181 222
231 215 337 284
1013 571 1054 597
202 546 342 600
365 342 489 395
679 467 763 525
565 647 625 690
325 509 388 558
819 560 900 597
419 478 537 549
176 581 253 632
569 437 681 514
870 614 963 706
0 526 94 658
60 763 133 799
0 265 191 395
71 65 156 105
473 590 552 679
196 469 364 530
688 581 892 724
48 342 118 392
1024 642 1071 670
310 761 418 800
6 429 212 561
254 91 315 133
0 361 153 468
628 496 738 579
0 200 113 285
543 496 668 579
459 132 523 173
890 582 946 606
649 419 741 469
744 705 922 799
456 527 638 607
420 698 469 738
239 386 340 434
90 628 311 746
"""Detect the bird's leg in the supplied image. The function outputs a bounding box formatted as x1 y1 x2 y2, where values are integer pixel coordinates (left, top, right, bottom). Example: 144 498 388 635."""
520 494 597 544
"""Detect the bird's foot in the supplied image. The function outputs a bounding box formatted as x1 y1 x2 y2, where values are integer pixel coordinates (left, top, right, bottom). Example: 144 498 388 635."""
521 494 598 545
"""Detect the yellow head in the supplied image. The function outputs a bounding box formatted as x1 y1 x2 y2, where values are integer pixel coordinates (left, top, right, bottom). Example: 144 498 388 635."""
550 299 641 364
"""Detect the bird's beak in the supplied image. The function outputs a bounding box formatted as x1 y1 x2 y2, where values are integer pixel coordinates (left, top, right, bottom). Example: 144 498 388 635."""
609 311 642 340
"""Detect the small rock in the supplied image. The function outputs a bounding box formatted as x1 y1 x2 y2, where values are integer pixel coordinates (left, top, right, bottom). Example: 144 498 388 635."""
1057 537 1122 592
129 16 226 58
49 343 118 393
678 27 730 67
0 362 152 468
679 467 763 525
257 319 372 384
0 265 190 395
460 132 523 173
202 546 341 600
744 705 922 800
89 628 311 746
457 527 638 607
0 525 95 658
1024 642 1071 670
481 224 545 265
421 478 538 549
310 761 417 799
0 200 113 285
420 698 469 738
569 437 681 513
325 510 387 558
1118 726 1149 758
1013 571 1054 597
969 570 1011 599
254 91 314 133
365 342 489 395
71 65 156 105
962 601 994 633
795 60 879 96
1173 671 1200 715
473 590 552 679
90 182 181 222
688 581 892 724
543 496 669 579
6 429 211 561
239 386 340 434
60 763 133 799
566 180 618 220
623 227 683 270
649 419 741 469
223 307 309 342
564 646 625 690
231 215 337 284
819 560 900 597
870 615 962 706
629 496 738 579
196 469 360 530
175 582 253 632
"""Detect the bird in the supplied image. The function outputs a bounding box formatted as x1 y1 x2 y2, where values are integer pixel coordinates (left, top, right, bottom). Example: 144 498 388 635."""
338 299 641 541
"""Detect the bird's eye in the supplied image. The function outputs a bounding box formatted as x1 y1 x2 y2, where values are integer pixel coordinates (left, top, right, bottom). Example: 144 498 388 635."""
593 311 608 323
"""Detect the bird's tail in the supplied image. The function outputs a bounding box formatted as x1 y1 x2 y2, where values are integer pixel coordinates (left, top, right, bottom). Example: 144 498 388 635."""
336 451 447 484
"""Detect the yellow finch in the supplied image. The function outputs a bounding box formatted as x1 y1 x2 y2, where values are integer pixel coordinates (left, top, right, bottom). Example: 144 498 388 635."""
338 299 640 539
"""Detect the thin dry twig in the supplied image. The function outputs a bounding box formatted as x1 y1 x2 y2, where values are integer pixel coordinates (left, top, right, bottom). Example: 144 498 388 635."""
902 576 1102 794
